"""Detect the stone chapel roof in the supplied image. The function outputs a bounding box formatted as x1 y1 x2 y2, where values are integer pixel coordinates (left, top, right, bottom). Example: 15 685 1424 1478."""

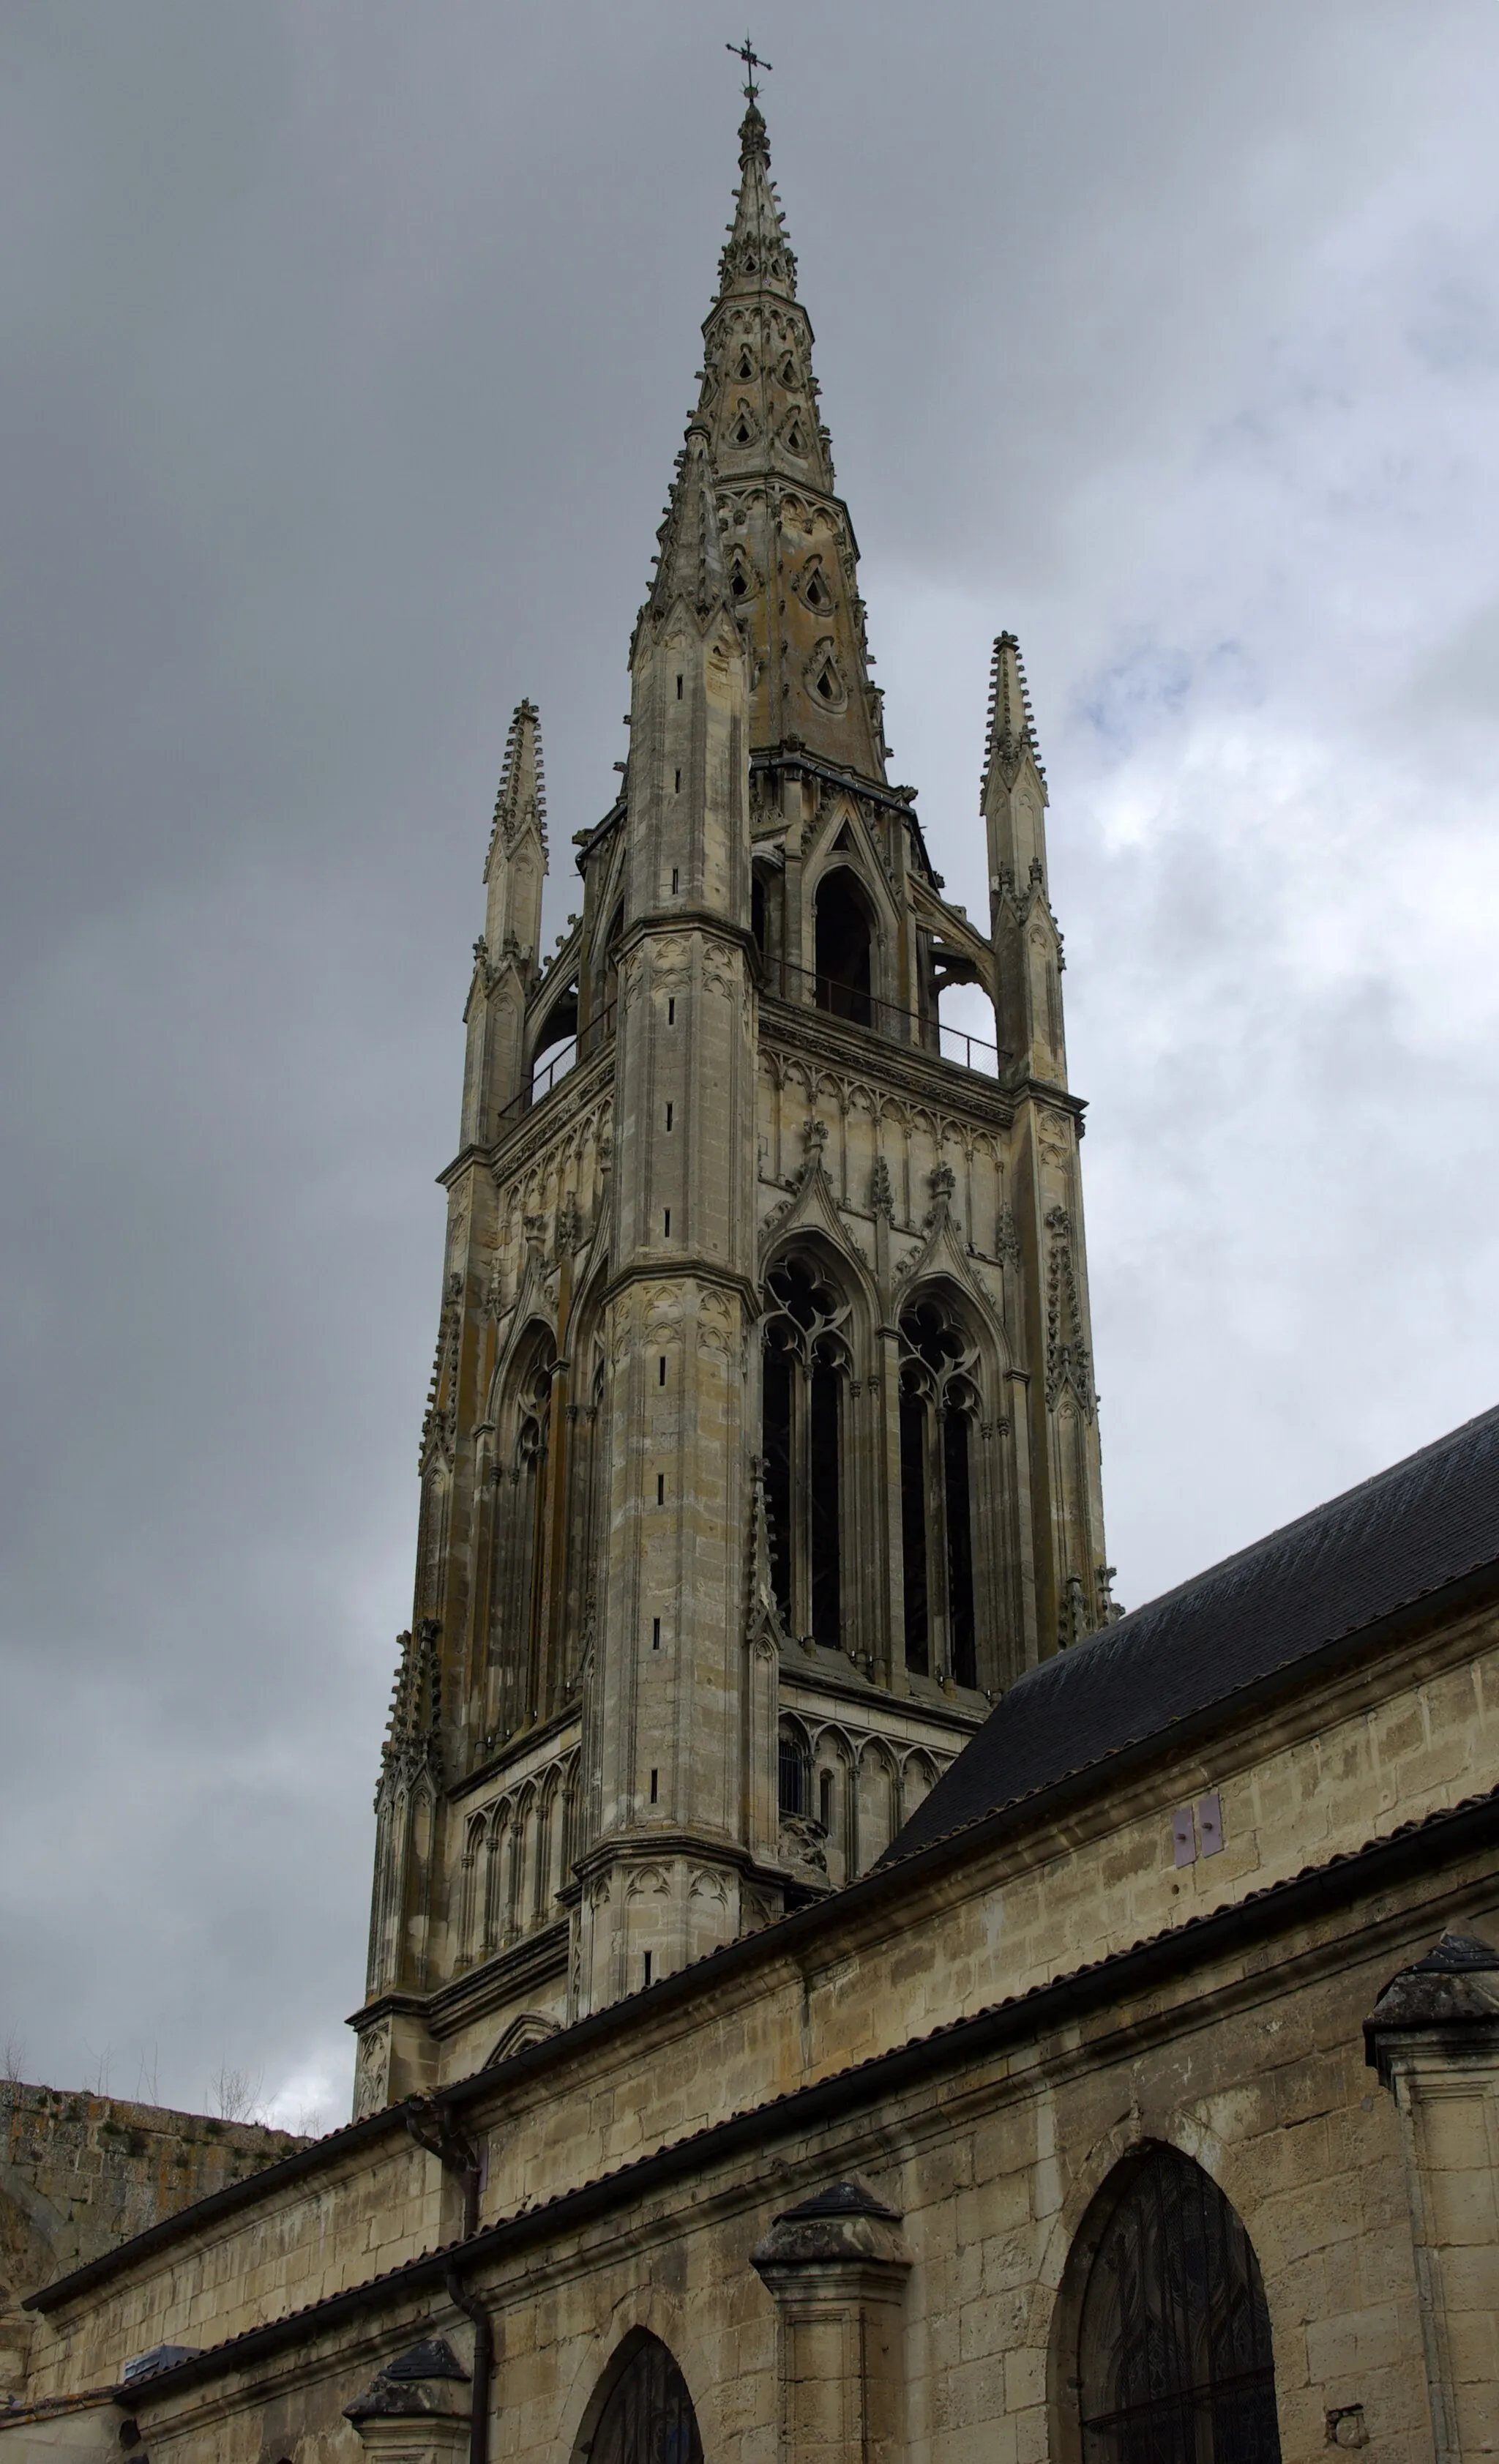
890 1400 1499 1861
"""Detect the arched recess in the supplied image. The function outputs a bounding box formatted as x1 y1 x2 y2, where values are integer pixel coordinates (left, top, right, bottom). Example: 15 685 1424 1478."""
591 902 625 1045
1053 2145 1282 2464
485 2011 559 2065
528 977 580 1101
752 856 785 980
855 1739 899 1870
558 1273 610 1702
813 866 875 1025
488 1322 554 1738
575 2331 703 2464
760 1246 856 1649
777 1713 812 1818
897 1290 982 1687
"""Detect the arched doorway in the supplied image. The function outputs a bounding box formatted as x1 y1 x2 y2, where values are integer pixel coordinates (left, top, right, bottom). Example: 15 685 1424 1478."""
585 2333 703 2464
1074 2146 1281 2464
813 870 873 1025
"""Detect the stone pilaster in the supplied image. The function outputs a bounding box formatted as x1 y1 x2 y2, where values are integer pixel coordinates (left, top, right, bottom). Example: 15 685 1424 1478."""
345 2337 472 2464
1366 1930 1499 2464
752 2183 911 2464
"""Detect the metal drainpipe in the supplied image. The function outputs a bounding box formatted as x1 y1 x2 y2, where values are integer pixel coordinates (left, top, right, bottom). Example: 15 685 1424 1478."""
405 2098 490 2464
446 2266 493 2464
403 2097 483 2237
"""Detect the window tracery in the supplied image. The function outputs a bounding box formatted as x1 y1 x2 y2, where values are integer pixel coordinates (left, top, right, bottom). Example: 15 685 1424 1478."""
588 2335 703 2464
1077 2148 1281 2464
760 1252 851 1647
898 1296 979 1685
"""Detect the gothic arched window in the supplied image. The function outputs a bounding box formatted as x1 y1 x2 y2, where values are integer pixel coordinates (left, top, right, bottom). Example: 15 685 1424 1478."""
898 1296 979 1687
490 1332 553 1737
586 2334 703 2464
777 1719 810 1817
761 1253 851 1648
813 870 873 1025
1077 2148 1282 2464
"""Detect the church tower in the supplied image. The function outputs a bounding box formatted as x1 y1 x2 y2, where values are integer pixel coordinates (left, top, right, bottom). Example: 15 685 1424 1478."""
353 90 1110 2116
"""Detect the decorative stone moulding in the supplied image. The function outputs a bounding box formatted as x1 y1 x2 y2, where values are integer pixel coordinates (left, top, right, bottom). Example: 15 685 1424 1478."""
753 2182 912 2464
344 2337 473 2464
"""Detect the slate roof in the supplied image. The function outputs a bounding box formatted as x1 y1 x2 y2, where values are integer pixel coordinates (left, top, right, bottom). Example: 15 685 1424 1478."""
890 1401 1499 1862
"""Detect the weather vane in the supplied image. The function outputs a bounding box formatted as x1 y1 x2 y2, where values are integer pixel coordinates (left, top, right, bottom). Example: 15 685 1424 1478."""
727 33 771 103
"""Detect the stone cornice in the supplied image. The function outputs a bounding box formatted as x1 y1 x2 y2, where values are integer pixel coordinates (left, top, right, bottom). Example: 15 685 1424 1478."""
422 1922 570 2043
758 1001 1014 1128
72 1788 1499 2387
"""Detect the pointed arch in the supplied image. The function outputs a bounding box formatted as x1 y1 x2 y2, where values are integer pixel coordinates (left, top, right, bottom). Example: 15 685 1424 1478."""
575 2332 703 2464
485 1318 556 1740
457 1809 488 1967
528 975 580 1102
812 865 875 1024
485 2012 559 2066
855 1737 900 1870
777 1713 812 1817
1054 2145 1282 2464
897 1287 981 1687
759 1244 860 1651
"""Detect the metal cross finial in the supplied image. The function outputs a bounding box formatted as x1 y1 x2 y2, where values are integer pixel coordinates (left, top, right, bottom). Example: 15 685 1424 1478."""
727 33 771 102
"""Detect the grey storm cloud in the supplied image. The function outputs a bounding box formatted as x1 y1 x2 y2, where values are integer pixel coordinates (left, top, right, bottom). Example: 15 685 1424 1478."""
3 0 1498 2127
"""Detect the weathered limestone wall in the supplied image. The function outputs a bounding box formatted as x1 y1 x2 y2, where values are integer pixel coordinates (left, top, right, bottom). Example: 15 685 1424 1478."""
99 1843 1499 2464
20 1594 1498 2414
0 2086 305 2399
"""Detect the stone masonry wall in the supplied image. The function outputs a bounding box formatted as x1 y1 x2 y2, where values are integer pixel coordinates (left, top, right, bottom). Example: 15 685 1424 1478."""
21 1594 1498 2411
0 2083 306 2400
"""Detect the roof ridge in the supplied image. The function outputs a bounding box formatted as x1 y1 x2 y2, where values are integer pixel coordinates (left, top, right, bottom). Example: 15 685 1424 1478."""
1065 1396 1499 1657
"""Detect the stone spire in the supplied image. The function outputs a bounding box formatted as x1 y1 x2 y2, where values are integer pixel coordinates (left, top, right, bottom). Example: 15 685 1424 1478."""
715 100 798 306
981 633 1047 799
688 100 889 778
485 698 547 873
648 425 730 626
459 699 548 1147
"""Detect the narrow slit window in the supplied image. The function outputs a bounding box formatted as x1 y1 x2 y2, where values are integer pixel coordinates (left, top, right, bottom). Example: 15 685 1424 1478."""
668 998 676 1025
657 1474 665 1504
671 867 679 894
676 676 683 699
674 768 681 791
659 1356 667 1385
643 1951 653 1986
651 1617 662 1650
665 1102 673 1131
663 1208 671 1236
649 1769 659 1803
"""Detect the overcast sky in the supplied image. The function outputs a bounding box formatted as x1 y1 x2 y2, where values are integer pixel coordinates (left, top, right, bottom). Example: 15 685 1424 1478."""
3 1 1498 2134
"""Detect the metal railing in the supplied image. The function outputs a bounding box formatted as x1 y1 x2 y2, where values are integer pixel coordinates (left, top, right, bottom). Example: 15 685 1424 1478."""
493 951 1000 1146
496 999 618 1132
764 960 1000 1078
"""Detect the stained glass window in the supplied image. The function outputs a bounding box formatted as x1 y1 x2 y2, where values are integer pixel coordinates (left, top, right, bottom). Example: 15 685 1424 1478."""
588 2335 703 2464
1078 2148 1281 2464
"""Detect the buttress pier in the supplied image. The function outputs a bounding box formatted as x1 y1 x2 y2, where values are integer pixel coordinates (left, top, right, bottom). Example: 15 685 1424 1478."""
353 96 1110 2115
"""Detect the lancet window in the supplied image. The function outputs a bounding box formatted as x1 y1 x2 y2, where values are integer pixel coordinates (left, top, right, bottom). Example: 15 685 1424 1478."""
761 1252 851 1648
813 868 873 1024
588 2335 703 2464
1075 2148 1281 2464
490 1332 553 1738
898 1296 979 1686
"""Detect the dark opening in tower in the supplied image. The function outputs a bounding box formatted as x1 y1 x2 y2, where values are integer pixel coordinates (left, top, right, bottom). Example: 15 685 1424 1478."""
898 1299 979 1686
761 1254 846 1648
814 871 872 1026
